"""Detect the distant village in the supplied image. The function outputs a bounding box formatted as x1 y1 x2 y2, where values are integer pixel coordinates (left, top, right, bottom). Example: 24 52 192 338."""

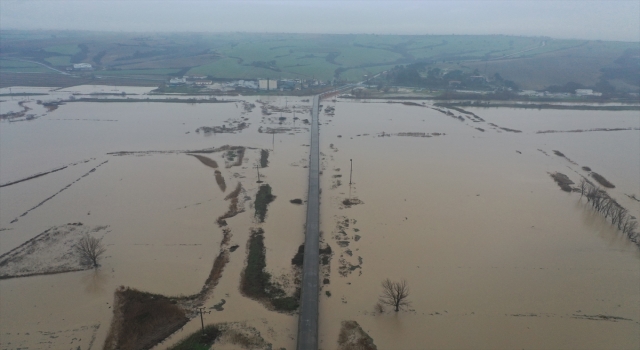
64 63 609 99
168 76 329 92
66 63 94 71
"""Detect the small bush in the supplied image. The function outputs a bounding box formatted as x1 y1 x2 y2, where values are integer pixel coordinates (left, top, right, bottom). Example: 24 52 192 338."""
291 244 304 266
260 149 269 168
319 245 332 255
255 184 276 222
242 228 300 312
168 325 220 350
591 172 615 188
241 228 268 299
272 296 299 311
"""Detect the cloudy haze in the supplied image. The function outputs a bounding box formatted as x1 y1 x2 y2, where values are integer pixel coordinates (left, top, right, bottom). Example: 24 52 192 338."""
1 0 639 41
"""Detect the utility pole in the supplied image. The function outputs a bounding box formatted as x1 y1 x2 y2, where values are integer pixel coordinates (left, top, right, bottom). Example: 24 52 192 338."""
349 159 353 185
197 307 210 334
256 164 263 183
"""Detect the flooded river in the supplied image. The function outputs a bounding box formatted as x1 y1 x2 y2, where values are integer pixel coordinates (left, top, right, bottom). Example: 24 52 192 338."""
0 87 638 349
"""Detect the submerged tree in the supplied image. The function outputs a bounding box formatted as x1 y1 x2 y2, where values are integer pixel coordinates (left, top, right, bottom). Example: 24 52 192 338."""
379 278 411 312
76 234 106 268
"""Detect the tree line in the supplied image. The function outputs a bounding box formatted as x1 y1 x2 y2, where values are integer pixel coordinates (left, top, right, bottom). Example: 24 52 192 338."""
378 64 519 91
579 178 638 245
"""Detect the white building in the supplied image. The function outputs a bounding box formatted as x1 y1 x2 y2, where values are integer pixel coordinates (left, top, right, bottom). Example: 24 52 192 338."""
576 89 595 96
169 77 187 85
73 63 93 70
258 79 278 90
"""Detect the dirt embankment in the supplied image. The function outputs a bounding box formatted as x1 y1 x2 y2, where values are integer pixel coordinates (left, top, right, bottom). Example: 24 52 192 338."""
1 158 93 188
537 127 640 134
0 165 68 188
104 225 235 349
108 144 253 157
591 172 615 188
188 154 218 169
103 288 189 350
217 182 244 226
215 170 227 192
10 160 109 224
0 100 31 121
552 150 578 165
550 172 574 192
196 122 249 134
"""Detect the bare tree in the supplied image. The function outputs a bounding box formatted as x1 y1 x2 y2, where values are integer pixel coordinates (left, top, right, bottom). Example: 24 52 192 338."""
379 278 411 312
579 178 588 198
601 198 616 218
614 208 628 230
611 206 622 226
76 234 106 268
622 217 638 236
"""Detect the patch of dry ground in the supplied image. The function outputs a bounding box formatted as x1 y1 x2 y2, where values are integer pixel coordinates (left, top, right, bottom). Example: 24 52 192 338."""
0 223 110 279
337 320 377 350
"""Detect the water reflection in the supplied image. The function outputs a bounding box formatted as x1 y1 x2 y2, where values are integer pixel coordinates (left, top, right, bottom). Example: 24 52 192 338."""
81 268 108 294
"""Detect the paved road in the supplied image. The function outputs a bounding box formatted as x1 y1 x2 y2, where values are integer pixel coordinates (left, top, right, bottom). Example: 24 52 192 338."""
296 86 357 349
296 94 321 350
4 58 72 75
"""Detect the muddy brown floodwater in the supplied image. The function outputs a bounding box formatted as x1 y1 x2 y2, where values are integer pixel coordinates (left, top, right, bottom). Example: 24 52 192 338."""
0 88 311 349
317 100 639 349
1 86 638 350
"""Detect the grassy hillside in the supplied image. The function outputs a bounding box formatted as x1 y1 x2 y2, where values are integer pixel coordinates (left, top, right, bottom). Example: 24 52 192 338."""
463 41 639 90
0 30 637 91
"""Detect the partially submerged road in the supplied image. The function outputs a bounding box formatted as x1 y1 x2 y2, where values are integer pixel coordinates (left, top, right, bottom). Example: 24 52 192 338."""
296 86 357 349
297 94 321 350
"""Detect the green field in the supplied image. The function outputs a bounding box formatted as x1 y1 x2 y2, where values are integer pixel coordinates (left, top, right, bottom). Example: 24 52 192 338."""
45 56 72 66
0 59 52 73
0 31 637 91
96 68 182 76
44 44 80 55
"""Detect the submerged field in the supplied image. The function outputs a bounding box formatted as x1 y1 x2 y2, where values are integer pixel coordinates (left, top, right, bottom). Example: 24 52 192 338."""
0 87 311 349
0 86 639 349
316 99 639 349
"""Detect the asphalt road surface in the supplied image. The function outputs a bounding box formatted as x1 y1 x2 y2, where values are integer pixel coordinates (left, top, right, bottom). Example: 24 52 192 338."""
296 94 321 350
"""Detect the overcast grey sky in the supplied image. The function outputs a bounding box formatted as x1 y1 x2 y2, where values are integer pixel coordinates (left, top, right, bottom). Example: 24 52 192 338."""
1 0 638 41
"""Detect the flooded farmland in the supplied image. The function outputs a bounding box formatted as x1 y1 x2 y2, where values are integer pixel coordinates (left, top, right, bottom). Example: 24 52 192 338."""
1 88 311 350
1 87 639 350
317 100 639 349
